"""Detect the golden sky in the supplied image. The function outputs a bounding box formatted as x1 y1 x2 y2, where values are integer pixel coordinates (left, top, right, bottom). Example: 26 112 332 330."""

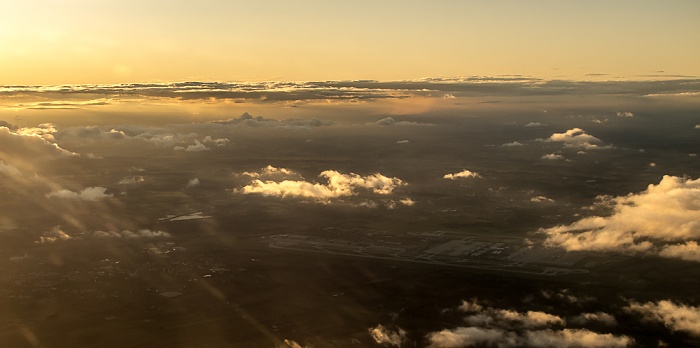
2 1 699 84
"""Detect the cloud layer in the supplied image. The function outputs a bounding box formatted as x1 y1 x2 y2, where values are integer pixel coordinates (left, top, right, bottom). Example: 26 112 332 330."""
4 78 700 106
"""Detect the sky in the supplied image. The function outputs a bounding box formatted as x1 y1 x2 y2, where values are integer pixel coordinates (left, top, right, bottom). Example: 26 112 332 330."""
2 1 699 84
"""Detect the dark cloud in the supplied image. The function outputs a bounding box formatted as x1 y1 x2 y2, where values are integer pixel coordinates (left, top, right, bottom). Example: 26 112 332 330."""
0 120 17 130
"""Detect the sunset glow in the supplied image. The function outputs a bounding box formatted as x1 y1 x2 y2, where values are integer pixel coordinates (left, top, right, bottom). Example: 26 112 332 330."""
2 1 699 84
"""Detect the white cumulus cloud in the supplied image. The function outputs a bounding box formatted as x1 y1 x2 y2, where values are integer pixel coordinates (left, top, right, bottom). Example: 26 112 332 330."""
279 339 305 348
427 300 631 348
658 241 700 262
186 178 200 188
369 324 405 347
428 327 515 348
135 132 193 148
541 175 700 262
203 135 230 147
118 176 145 185
0 126 77 168
541 153 564 160
243 165 297 178
175 139 209 152
373 117 427 126
531 196 555 203
400 198 416 206
46 186 113 201
16 123 58 141
523 329 631 348
625 300 700 337
616 111 634 118
58 126 127 140
238 166 405 203
444 170 481 180
458 299 485 313
36 226 72 244
570 312 618 327
540 128 612 150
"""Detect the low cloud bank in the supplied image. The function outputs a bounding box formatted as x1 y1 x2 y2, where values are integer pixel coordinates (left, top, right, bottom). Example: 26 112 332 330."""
5 78 700 104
